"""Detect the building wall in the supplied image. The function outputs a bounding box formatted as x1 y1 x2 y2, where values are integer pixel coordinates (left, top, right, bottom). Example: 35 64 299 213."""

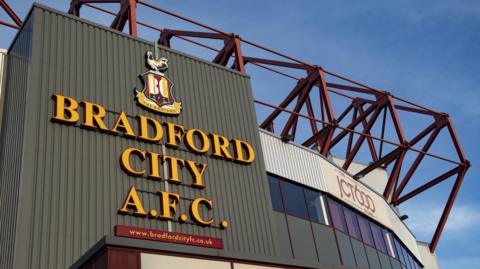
0 5 279 269
417 243 440 269
268 172 424 269
0 48 7 105
0 14 33 269
260 130 422 264
260 129 327 191
0 49 8 140
76 244 305 269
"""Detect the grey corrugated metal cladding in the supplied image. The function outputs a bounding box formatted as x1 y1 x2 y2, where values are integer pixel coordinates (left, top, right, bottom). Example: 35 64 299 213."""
0 5 279 269
0 13 33 269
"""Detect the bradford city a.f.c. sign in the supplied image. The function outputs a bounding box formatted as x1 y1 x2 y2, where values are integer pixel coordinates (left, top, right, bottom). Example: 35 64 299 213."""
135 51 182 115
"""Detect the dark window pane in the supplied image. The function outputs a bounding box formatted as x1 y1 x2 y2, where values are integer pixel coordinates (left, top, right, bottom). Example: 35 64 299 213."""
407 251 415 269
401 246 411 268
305 189 327 224
344 208 362 240
394 237 406 264
408 249 415 269
357 215 374 247
383 229 397 258
280 180 309 219
268 175 284 212
370 222 387 253
327 198 347 233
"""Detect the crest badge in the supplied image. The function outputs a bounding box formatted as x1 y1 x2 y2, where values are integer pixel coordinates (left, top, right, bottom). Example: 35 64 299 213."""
135 51 181 115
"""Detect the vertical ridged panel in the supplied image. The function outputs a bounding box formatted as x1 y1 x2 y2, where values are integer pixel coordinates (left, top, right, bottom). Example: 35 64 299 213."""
0 14 33 269
0 49 8 132
0 49 7 95
259 130 327 191
3 5 278 269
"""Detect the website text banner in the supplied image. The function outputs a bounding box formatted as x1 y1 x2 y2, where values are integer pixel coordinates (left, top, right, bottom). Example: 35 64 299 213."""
115 225 224 249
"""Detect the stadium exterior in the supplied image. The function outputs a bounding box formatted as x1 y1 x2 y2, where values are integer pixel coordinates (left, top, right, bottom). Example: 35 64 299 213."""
0 3 467 269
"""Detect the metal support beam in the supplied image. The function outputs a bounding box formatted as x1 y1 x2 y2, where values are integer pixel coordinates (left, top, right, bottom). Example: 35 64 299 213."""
379 106 387 158
69 0 121 16
232 36 245 73
280 70 318 138
158 29 245 73
387 95 407 145
342 104 384 170
69 0 137 36
326 82 374 95
0 0 22 29
354 148 402 180
358 105 378 162
446 117 467 163
128 0 137 36
300 69 336 154
383 149 407 201
212 39 235 66
393 123 444 201
243 56 309 70
318 70 335 123
395 166 461 205
328 100 380 149
259 77 311 130
305 96 321 148
63 0 470 252
430 165 469 252
346 107 357 156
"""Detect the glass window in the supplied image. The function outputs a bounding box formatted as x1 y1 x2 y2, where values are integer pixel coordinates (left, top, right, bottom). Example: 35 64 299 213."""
327 198 347 233
305 189 327 224
357 215 375 247
407 252 415 269
267 175 284 212
344 208 362 240
393 237 406 265
370 222 388 253
383 229 397 258
280 180 309 219
401 246 411 268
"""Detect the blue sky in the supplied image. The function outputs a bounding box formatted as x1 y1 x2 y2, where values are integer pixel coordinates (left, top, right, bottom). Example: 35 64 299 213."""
1 1 479 268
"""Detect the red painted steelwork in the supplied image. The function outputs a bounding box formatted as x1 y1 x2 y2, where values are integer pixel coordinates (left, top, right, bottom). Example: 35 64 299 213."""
0 0 22 29
5 0 468 253
69 0 137 35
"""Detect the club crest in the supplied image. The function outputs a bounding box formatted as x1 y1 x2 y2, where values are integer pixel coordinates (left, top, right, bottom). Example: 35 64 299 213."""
135 51 181 115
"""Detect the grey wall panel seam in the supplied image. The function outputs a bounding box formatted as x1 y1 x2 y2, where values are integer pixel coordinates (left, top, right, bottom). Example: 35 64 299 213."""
3 6 279 268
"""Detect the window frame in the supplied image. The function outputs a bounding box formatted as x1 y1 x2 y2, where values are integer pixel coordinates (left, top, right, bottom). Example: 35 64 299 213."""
278 178 310 220
264 174 424 268
343 207 362 241
267 174 285 213
326 198 348 234
304 188 328 225
357 214 375 247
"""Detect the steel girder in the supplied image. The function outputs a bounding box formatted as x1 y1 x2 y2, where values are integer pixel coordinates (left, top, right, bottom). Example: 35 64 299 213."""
0 0 22 29
68 0 137 35
150 26 470 253
159 29 245 73
65 0 471 253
